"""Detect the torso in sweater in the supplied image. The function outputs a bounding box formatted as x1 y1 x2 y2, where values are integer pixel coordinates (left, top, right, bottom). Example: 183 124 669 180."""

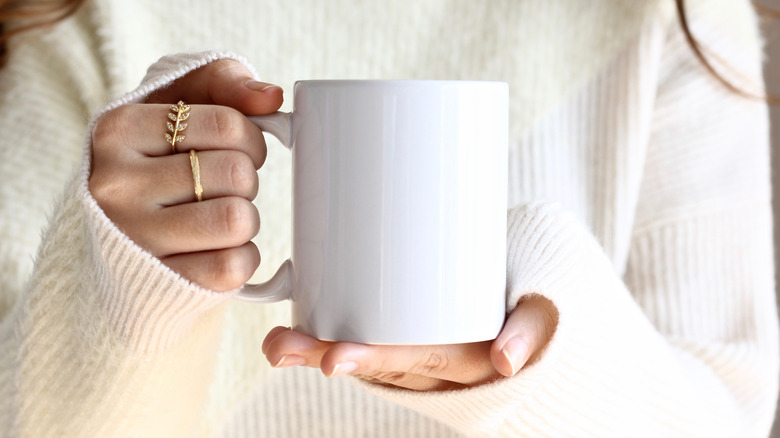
0 0 771 436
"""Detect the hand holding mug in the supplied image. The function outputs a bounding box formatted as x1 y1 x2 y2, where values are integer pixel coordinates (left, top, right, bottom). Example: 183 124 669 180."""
249 80 561 391
262 295 558 391
89 60 282 291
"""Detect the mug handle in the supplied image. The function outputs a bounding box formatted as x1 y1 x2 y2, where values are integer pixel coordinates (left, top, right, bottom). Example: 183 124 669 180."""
234 112 293 303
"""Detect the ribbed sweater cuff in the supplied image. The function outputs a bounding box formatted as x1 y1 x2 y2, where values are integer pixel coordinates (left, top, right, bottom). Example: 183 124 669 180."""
504 202 594 310
83 194 237 353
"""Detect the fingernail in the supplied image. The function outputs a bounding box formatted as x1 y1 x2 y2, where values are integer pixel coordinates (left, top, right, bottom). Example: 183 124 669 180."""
327 361 359 377
245 80 280 93
501 337 529 376
273 355 306 368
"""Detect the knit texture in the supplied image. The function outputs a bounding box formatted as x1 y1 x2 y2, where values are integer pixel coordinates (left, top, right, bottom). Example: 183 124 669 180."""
0 0 776 437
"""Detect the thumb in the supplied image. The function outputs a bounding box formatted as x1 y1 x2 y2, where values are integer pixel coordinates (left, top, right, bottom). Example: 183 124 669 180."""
146 58 283 115
490 295 558 377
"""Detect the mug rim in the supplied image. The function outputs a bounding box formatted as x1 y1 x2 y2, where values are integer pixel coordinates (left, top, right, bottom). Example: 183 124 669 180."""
294 79 508 88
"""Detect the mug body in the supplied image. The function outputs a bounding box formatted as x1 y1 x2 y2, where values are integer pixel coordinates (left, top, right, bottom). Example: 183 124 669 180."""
289 80 507 344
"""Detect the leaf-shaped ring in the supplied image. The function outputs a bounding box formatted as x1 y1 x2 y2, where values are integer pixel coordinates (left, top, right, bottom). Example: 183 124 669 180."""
166 101 191 153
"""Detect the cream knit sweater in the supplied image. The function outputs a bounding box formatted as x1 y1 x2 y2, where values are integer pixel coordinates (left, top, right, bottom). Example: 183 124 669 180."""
0 0 777 437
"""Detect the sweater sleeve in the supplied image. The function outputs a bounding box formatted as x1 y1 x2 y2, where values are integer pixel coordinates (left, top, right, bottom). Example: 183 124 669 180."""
360 3 778 437
0 48 260 436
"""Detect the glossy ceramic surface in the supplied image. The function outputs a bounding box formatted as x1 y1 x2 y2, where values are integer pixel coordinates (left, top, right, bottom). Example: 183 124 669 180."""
241 80 508 344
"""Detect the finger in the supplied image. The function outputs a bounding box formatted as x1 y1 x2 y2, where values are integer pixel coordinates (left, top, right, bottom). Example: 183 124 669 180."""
142 150 258 206
491 295 559 377
132 197 260 257
261 329 487 391
94 104 267 166
319 341 497 386
262 327 333 368
161 242 260 292
261 326 290 355
145 59 284 115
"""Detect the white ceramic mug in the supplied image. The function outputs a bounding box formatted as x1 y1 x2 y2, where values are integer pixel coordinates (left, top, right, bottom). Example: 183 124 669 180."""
240 80 508 345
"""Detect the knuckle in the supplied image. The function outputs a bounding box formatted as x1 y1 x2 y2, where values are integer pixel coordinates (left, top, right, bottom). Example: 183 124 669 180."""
413 349 449 376
220 198 258 240
211 108 243 146
209 249 248 289
91 122 111 151
89 167 130 210
225 153 258 197
92 105 132 150
87 172 116 204
369 371 409 385
525 295 559 342
208 59 245 78
540 303 560 332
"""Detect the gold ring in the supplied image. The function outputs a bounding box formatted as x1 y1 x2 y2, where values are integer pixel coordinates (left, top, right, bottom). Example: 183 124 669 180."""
166 101 190 153
190 149 204 202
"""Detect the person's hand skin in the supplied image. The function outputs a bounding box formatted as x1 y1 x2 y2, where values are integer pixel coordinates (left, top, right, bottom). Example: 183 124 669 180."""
89 60 283 291
263 295 558 391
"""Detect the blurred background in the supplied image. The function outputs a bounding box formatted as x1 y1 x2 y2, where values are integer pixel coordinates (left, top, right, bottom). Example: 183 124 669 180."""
761 0 780 435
